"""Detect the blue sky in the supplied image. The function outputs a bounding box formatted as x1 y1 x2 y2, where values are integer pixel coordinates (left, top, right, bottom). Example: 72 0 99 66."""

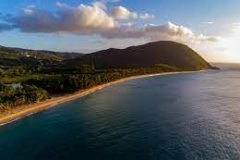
0 0 240 62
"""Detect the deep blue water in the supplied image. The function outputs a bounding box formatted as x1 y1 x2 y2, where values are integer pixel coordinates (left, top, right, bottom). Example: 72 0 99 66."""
1 64 240 160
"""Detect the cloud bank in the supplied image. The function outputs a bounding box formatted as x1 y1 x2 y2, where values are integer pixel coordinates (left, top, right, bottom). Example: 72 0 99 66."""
111 6 138 20
111 6 153 20
101 22 220 43
7 2 116 34
0 1 219 44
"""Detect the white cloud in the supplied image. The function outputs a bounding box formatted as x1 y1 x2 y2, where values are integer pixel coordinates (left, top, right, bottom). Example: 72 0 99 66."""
145 22 194 40
1 2 219 45
101 22 219 44
56 2 67 8
101 23 144 38
111 6 154 20
139 13 154 20
111 6 138 20
22 5 35 15
91 1 107 10
9 2 116 34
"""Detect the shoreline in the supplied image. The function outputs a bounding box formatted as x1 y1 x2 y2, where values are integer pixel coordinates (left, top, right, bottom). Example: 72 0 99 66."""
0 71 197 126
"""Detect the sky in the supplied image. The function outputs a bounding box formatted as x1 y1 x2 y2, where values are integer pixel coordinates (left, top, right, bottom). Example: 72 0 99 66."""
0 0 240 62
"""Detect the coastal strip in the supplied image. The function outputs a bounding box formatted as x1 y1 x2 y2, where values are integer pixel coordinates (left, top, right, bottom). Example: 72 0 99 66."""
0 71 198 126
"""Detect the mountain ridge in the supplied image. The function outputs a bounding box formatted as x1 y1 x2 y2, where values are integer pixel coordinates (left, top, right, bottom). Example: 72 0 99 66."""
0 41 215 71
0 45 84 61
65 41 214 70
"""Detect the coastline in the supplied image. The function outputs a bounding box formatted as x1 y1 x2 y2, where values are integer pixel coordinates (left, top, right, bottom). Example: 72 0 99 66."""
0 71 197 126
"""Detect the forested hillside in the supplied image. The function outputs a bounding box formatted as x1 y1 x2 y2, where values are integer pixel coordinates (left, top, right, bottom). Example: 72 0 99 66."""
0 41 216 111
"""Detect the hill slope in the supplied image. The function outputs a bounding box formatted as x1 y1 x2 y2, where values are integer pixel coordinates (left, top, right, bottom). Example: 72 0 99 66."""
0 45 83 66
65 41 212 70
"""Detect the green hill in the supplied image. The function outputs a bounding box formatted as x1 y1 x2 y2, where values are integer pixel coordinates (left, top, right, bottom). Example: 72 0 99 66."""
0 41 216 111
0 45 83 66
65 41 213 70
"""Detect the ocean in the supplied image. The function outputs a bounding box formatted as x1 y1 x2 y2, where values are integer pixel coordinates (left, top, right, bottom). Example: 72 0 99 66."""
1 63 240 160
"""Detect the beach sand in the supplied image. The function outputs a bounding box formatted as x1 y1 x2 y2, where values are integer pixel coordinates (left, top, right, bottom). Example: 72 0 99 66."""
0 71 195 126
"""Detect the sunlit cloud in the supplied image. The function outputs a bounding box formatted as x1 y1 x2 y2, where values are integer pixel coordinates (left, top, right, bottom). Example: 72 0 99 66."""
22 5 36 15
0 1 217 45
102 22 220 44
0 1 224 62
139 13 155 20
111 6 154 20
7 2 116 34
111 6 138 20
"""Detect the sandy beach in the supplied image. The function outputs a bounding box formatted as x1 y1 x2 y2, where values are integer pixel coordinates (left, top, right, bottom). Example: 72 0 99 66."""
0 71 195 126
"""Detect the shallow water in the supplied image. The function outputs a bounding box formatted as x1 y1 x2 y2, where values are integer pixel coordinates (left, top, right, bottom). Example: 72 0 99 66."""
1 64 240 160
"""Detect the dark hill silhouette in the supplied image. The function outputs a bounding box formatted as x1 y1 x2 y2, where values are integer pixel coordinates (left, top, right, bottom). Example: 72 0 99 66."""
65 41 213 70
0 45 83 66
0 45 83 61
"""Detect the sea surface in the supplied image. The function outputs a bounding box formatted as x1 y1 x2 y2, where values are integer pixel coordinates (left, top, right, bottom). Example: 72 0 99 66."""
1 63 240 160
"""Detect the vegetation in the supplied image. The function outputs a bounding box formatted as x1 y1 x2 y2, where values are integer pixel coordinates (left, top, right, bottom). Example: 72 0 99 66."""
24 65 179 94
0 82 49 112
0 41 215 112
65 41 213 70
0 45 83 60
0 64 178 111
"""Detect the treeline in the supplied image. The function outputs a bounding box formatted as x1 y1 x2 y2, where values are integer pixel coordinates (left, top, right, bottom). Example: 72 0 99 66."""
0 82 49 111
24 66 178 94
0 65 179 112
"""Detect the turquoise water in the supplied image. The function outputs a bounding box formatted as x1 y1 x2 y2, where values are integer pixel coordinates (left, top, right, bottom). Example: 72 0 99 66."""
1 65 240 160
